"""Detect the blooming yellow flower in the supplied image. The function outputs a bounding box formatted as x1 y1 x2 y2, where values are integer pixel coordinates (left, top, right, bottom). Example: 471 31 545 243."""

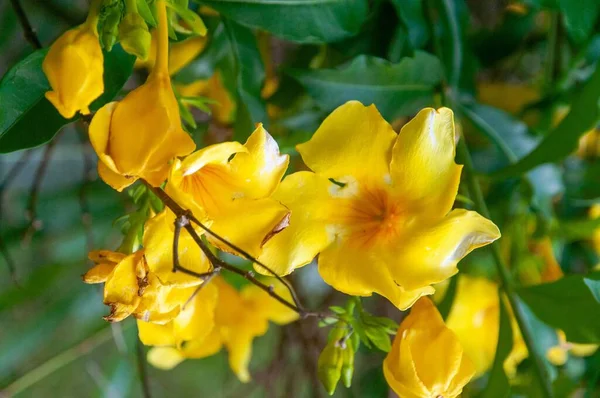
259 101 500 309
89 0 195 191
384 297 475 398
546 330 598 366
42 7 103 119
146 277 298 382
167 124 290 257
444 275 528 377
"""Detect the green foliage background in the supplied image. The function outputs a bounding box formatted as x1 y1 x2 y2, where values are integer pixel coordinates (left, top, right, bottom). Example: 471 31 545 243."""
1 0 600 397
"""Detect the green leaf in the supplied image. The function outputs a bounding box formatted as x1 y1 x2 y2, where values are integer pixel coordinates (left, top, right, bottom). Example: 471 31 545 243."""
557 0 600 43
481 291 513 398
166 1 207 36
554 216 600 241
0 45 135 153
223 20 268 140
363 326 391 352
492 65 600 179
389 0 429 49
517 273 600 344
290 52 443 121
197 0 368 43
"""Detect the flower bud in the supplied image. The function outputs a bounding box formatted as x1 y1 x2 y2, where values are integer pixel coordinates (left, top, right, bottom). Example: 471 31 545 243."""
340 345 354 388
100 6 122 50
119 13 151 60
89 72 196 191
42 23 104 119
317 342 344 396
384 298 475 398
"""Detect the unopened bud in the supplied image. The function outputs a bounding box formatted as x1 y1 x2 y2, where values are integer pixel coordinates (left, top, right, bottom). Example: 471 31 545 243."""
341 346 354 388
119 13 151 60
101 7 121 50
317 343 343 395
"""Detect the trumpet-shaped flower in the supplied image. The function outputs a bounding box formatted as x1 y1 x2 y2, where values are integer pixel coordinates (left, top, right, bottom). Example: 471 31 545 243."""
444 275 528 377
167 124 290 257
89 0 195 191
42 13 103 119
259 101 500 309
384 297 475 398
546 330 598 366
146 277 298 382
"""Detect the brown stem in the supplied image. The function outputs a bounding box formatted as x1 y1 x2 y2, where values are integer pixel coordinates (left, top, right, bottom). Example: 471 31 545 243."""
10 0 43 49
135 327 152 398
142 180 304 312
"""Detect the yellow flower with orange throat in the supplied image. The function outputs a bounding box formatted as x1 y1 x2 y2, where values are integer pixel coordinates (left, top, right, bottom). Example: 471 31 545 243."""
143 276 298 382
384 297 475 398
258 101 501 309
89 0 195 191
166 124 290 258
42 0 104 119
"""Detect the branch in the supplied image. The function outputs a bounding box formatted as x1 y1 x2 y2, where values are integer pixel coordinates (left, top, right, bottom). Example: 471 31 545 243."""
10 0 43 49
135 331 152 398
142 180 305 312
23 138 60 243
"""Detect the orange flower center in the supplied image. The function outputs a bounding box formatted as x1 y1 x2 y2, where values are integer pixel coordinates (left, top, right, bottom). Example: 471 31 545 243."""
336 184 408 248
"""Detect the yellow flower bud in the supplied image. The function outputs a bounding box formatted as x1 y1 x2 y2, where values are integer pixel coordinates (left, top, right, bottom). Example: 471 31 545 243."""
384 298 475 398
89 72 196 191
42 23 104 119
317 342 344 396
119 13 152 60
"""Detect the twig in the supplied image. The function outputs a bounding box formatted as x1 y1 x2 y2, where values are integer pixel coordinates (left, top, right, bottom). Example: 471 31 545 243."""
0 150 33 284
135 331 152 398
142 180 305 312
23 138 60 243
10 0 43 49
182 269 221 310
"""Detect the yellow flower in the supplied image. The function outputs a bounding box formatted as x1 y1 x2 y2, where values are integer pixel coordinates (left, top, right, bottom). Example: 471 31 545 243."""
445 275 528 377
167 124 290 257
89 0 195 191
176 71 236 125
146 277 298 382
529 237 563 284
546 330 598 366
384 297 475 398
135 30 207 75
42 11 103 119
259 101 500 309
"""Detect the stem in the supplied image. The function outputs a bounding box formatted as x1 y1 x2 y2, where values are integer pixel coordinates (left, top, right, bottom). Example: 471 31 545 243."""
135 331 152 398
544 11 560 92
153 0 169 77
85 0 103 32
9 0 43 49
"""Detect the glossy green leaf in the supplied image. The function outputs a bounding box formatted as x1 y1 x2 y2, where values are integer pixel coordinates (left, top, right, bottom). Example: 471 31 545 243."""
223 20 268 141
518 273 600 344
557 0 600 43
389 0 429 49
481 292 512 398
290 52 443 120
197 0 368 43
492 65 600 179
0 45 135 154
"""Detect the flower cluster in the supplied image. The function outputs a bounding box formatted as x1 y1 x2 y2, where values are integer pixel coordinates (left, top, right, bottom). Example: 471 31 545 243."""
43 0 507 393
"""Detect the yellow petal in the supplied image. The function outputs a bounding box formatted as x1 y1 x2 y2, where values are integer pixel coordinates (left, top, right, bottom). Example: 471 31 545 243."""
384 330 430 398
318 239 434 310
147 347 185 370
297 101 397 182
242 280 299 325
88 250 126 264
169 36 207 75
546 346 568 366
569 342 598 357
181 329 224 358
138 320 176 346
224 332 255 383
229 124 289 199
103 251 146 322
179 141 247 176
82 262 116 284
390 107 462 220
387 209 501 291
258 171 335 276
209 198 290 258
97 160 137 191
173 282 218 342
143 210 210 287
134 274 184 324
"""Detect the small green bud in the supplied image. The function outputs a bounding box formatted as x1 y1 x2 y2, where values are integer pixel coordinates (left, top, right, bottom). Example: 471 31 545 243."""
119 13 151 60
317 343 344 395
341 346 354 388
101 7 122 50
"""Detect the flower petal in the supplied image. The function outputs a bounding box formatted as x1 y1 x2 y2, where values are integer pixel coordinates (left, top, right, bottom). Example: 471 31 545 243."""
258 171 335 276
242 280 299 325
208 198 290 258
143 210 210 287
103 251 146 322
318 239 434 310
173 282 218 342
387 209 501 291
82 262 116 284
147 347 185 370
138 320 176 346
297 101 397 182
390 107 462 219
179 141 247 176
97 160 137 192
229 124 289 199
